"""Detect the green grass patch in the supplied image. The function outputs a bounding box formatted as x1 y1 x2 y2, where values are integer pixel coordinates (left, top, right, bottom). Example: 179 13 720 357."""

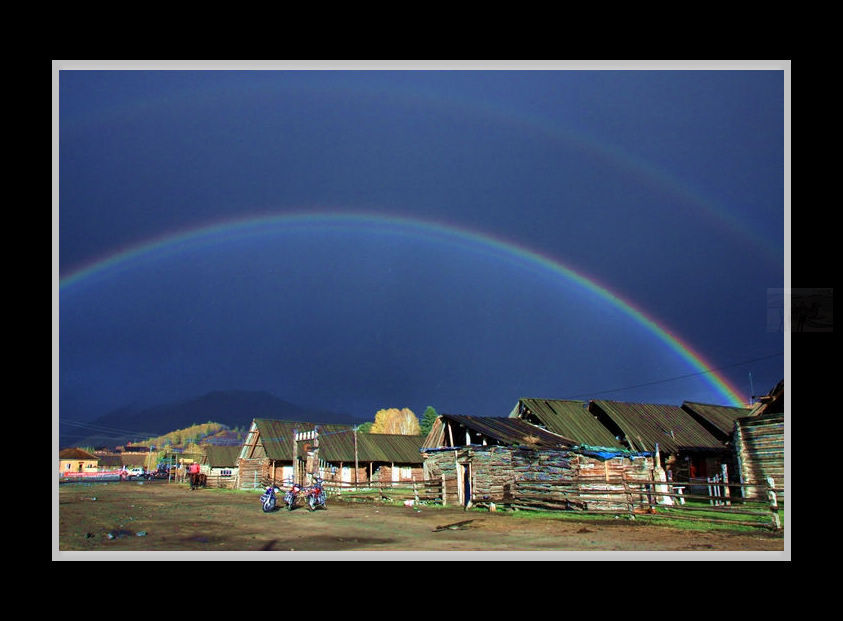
481 501 783 534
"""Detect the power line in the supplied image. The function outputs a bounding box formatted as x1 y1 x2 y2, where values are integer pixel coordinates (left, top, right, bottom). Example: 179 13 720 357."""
563 352 784 400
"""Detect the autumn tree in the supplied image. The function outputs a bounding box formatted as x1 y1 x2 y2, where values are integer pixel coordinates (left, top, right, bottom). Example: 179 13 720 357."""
369 408 421 435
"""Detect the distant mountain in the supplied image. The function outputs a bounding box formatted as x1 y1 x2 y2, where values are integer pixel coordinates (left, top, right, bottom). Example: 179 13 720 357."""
59 390 355 449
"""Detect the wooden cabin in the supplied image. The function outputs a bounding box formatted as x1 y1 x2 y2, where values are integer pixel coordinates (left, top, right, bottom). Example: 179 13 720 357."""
422 414 653 511
297 430 425 487
201 445 241 488
587 400 731 486
236 418 352 489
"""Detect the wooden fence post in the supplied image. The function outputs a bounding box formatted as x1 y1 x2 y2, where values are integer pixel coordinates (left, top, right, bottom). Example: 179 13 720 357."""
721 463 731 506
622 473 635 520
767 476 781 530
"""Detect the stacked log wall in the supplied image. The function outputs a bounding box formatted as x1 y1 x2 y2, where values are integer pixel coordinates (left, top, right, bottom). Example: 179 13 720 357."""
467 446 514 502
422 450 460 505
735 414 785 500
422 446 654 511
571 454 653 511
237 458 269 489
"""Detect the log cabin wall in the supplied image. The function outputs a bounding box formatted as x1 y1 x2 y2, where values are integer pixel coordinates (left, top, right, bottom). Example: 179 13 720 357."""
422 450 462 506
371 465 425 484
568 453 653 511
237 458 269 489
423 446 653 510
734 414 785 500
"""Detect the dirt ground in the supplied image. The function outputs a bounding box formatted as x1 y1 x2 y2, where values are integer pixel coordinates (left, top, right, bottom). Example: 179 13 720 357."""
56 480 786 557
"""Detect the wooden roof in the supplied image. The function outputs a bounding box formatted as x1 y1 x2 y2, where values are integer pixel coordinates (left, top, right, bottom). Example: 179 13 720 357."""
423 414 575 450
590 400 728 453
513 398 624 448
250 419 353 460
682 401 753 438
306 431 425 464
203 445 241 468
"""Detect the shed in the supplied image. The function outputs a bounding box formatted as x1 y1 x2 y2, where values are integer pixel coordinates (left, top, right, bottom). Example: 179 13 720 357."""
236 418 353 489
201 445 241 488
588 400 730 483
421 414 652 511
299 430 426 486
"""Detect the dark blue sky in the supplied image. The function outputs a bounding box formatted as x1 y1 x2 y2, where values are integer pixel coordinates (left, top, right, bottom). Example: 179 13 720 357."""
56 65 786 429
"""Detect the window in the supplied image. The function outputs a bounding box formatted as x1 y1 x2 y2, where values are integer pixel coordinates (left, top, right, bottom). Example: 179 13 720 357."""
220 469 232 477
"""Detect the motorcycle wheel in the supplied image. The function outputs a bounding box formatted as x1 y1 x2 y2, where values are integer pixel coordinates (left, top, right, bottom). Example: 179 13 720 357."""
308 496 316 511
287 499 294 511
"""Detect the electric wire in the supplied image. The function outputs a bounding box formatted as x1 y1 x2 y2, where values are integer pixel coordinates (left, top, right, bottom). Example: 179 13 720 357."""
562 352 784 400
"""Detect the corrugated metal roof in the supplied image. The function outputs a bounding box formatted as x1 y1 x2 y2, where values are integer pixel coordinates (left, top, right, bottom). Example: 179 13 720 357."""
435 414 575 449
514 398 624 448
254 419 353 460
308 431 425 464
590 400 727 453
203 445 241 467
682 401 753 437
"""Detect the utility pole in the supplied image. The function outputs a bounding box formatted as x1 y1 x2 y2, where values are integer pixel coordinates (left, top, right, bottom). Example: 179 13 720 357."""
312 426 320 484
749 372 755 406
353 425 359 489
292 428 297 485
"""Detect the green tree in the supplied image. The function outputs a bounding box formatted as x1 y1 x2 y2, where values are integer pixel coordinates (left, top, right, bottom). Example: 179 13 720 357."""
357 421 373 433
420 406 438 436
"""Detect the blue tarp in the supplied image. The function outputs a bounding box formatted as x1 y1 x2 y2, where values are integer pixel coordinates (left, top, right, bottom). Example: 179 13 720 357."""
573 445 652 461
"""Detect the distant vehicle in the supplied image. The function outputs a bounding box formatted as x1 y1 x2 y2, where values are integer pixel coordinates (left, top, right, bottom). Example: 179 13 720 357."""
126 467 149 480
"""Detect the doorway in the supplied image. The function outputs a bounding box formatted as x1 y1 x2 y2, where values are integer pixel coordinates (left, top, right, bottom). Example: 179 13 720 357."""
457 462 472 507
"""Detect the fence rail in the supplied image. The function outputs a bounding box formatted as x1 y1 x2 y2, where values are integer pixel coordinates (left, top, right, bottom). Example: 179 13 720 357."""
510 475 783 530
243 472 782 531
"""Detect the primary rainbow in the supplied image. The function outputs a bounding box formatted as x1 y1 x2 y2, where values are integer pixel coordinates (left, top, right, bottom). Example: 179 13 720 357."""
59 211 747 406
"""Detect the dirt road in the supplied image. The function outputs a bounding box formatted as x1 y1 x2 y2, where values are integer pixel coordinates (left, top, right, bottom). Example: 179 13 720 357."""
56 480 785 556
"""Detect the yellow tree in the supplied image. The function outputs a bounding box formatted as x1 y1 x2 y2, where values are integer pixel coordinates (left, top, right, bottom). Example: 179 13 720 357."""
369 408 421 435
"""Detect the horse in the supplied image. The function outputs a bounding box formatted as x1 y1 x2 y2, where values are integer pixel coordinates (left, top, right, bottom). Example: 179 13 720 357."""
189 472 207 490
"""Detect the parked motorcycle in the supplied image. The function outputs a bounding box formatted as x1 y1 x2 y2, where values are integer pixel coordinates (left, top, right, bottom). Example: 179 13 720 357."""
284 482 303 511
260 486 279 513
305 475 327 511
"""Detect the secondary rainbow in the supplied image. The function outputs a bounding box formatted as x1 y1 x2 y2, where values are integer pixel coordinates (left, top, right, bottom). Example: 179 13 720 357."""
59 211 747 406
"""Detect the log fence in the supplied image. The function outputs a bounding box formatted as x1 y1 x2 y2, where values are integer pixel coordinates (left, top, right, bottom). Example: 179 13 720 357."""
238 471 783 531
509 476 783 530
290 476 782 530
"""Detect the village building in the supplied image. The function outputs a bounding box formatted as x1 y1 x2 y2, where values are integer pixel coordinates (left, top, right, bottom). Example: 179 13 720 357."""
96 453 150 471
732 380 785 500
298 429 425 486
200 445 241 489
681 399 754 494
421 414 653 511
236 419 353 489
59 448 99 475
586 399 731 485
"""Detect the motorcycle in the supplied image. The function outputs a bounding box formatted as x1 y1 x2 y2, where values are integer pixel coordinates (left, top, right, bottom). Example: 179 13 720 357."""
305 475 327 511
260 486 279 513
284 482 303 511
